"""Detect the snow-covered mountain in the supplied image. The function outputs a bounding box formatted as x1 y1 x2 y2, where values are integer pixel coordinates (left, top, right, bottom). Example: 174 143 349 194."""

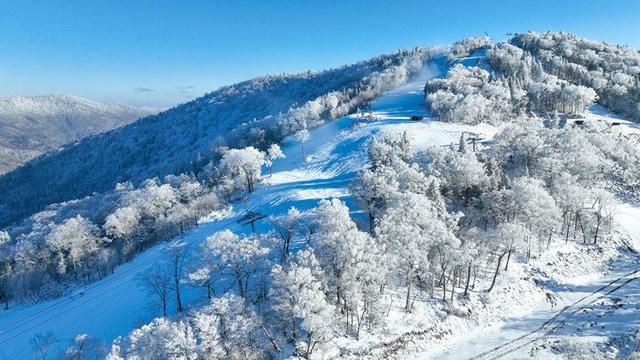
0 48 434 227
0 95 154 174
1 33 640 359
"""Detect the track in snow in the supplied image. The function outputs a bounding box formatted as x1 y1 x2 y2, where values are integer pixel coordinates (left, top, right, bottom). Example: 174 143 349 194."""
467 269 640 360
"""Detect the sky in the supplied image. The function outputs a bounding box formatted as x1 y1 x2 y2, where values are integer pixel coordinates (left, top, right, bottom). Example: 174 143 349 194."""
1 0 639 109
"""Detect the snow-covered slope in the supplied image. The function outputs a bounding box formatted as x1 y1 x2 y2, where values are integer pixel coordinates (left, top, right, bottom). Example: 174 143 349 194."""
408 208 640 360
1 56 639 359
0 95 154 174
0 48 432 228
0 59 487 359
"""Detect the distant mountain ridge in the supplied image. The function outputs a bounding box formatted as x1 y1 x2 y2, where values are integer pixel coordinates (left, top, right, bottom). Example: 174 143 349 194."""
0 94 154 173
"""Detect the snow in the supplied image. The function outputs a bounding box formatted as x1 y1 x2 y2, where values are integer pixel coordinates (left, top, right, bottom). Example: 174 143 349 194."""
0 60 459 359
1 58 638 359
616 202 640 250
332 106 640 360
342 223 640 359
0 48 433 229
0 95 154 174
371 143 640 360
0 95 152 118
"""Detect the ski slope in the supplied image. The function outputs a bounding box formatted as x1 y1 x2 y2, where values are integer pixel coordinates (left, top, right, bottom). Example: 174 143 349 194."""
0 59 497 359
1 57 639 359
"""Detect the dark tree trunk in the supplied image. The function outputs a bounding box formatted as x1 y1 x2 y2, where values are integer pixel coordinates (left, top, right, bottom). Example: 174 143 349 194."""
565 213 571 243
504 249 512 271
174 258 184 312
488 252 506 293
464 262 472 297
162 299 167 317
594 214 601 244
175 276 183 312
405 279 412 312
450 274 455 302
368 212 375 235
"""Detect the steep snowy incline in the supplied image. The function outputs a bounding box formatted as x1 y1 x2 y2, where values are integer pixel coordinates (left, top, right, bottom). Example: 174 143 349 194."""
0 60 502 359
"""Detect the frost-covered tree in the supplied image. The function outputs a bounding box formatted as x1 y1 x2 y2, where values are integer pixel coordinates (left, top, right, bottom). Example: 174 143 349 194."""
0 168 224 303
265 143 285 176
270 249 334 358
0 240 11 309
376 192 459 311
421 146 489 204
295 129 310 157
30 331 57 360
167 241 189 313
109 294 265 359
425 64 514 124
308 199 386 335
486 222 530 292
112 318 197 360
494 121 546 173
429 39 600 125
351 166 398 233
269 207 304 260
551 175 588 243
351 133 420 233
512 31 640 122
64 334 107 360
134 181 179 223
0 231 9 245
587 189 615 244
140 265 172 317
104 207 140 240
193 294 265 360
1 46 438 233
511 177 561 247
219 147 266 193
458 132 468 153
448 36 492 61
202 230 270 299
46 215 105 278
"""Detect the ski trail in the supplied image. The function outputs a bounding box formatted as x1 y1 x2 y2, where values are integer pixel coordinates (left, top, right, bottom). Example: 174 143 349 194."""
468 270 640 360
0 62 455 359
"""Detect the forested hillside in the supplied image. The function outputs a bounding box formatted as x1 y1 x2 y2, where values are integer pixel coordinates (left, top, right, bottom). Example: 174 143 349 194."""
512 32 640 122
0 95 152 174
101 37 640 359
0 48 436 227
1 33 640 360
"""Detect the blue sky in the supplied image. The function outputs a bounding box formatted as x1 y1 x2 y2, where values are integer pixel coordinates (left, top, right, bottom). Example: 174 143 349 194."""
1 0 639 108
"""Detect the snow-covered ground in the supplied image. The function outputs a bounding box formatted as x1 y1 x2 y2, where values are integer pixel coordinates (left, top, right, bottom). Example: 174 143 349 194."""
411 113 640 360
367 183 640 360
0 60 471 359
1 59 639 359
414 248 640 359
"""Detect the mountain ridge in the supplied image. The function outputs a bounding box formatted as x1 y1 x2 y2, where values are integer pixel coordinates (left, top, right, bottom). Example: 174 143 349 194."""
0 94 155 174
0 48 435 227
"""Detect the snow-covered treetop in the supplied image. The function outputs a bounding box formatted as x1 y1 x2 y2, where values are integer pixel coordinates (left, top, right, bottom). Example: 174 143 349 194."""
448 36 493 61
